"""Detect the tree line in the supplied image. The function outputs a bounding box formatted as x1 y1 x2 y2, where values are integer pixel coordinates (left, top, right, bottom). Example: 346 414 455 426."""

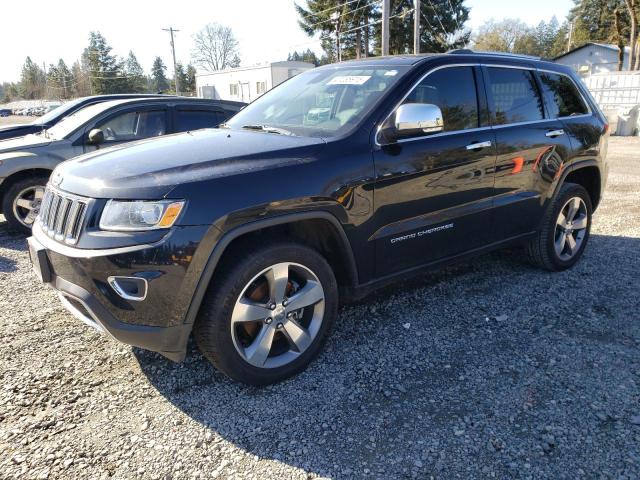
293 0 640 70
1 32 197 103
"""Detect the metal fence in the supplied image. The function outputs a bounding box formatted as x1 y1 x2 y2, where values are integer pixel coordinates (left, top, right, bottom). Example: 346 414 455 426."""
582 71 640 110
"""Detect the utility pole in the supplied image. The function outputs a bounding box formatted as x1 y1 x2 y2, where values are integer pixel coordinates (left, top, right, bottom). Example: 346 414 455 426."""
567 21 574 53
382 0 390 56
414 0 421 54
163 27 180 95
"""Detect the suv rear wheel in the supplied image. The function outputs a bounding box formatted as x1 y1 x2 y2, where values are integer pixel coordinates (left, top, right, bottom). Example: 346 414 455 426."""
526 182 592 271
194 241 338 385
2 175 49 234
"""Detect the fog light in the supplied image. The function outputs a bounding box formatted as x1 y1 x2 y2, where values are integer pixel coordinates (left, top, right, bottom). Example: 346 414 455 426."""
107 276 148 301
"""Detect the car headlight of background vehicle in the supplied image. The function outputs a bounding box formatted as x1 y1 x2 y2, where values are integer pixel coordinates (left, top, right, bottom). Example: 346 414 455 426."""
99 200 185 231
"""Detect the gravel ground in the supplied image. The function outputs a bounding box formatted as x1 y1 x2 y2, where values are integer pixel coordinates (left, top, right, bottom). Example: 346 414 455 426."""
1 137 639 479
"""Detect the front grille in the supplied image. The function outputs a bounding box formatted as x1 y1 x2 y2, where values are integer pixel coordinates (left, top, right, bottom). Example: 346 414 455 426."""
38 187 88 245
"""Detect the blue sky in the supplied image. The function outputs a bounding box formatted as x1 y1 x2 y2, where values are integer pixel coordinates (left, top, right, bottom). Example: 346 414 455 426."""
0 0 575 82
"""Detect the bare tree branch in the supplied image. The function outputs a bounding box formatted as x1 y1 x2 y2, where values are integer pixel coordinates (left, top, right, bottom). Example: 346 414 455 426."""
191 23 240 72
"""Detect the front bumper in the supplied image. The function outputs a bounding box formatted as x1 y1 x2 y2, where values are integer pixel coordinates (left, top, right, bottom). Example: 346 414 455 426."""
28 222 209 361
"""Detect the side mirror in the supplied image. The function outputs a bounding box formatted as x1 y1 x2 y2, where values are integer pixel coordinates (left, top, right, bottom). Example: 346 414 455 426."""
395 103 444 134
87 128 105 145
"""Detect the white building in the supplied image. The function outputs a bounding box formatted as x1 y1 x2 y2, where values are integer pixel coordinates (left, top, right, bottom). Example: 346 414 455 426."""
553 43 631 75
196 61 315 103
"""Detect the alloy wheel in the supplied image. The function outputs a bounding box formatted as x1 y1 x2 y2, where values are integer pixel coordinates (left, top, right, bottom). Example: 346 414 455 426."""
12 185 45 228
554 196 588 261
230 262 325 369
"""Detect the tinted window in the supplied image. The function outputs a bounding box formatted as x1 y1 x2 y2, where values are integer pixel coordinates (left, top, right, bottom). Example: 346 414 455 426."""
404 66 479 132
486 68 544 125
97 110 166 142
538 72 589 118
175 110 225 132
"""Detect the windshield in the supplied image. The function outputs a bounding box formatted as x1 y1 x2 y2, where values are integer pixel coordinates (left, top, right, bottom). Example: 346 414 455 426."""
226 65 410 138
32 100 81 126
45 101 121 140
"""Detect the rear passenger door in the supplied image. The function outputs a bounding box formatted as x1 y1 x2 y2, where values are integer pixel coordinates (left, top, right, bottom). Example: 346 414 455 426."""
483 65 573 241
536 71 602 166
173 107 228 133
372 65 497 276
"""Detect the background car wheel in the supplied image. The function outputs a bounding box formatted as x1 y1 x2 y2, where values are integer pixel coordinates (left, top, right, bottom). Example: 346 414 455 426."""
2 175 49 234
526 182 593 271
194 240 338 385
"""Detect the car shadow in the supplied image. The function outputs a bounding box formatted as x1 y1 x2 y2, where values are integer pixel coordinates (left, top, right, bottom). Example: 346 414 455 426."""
0 218 28 252
134 233 640 477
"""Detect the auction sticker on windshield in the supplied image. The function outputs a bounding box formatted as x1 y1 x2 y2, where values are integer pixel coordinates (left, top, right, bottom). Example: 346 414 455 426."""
328 76 371 85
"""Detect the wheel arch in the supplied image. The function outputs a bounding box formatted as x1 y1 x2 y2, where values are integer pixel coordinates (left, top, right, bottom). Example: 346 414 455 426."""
182 211 358 328
0 168 52 214
555 160 602 210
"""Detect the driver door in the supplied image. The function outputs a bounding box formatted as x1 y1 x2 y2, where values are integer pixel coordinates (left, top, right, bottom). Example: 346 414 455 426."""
83 107 169 152
372 65 497 276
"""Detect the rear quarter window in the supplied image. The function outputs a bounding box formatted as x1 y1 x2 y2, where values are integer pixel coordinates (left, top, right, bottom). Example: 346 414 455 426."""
538 72 589 118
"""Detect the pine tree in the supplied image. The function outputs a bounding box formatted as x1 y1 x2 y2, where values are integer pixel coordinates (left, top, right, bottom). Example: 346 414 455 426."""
19 57 46 99
172 62 188 95
124 51 147 93
288 49 321 65
185 64 197 95
84 32 125 94
47 59 74 99
151 57 170 93
71 61 91 97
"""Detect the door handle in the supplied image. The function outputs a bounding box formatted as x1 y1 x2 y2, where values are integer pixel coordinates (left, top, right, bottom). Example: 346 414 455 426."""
465 140 492 150
545 129 565 138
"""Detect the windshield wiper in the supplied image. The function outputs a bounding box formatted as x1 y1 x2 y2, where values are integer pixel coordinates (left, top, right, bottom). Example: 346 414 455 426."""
241 124 294 136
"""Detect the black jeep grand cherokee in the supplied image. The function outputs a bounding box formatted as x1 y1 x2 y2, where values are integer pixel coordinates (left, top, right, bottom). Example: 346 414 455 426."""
28 51 609 385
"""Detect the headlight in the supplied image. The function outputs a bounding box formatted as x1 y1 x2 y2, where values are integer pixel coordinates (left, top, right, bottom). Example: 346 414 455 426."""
99 200 185 231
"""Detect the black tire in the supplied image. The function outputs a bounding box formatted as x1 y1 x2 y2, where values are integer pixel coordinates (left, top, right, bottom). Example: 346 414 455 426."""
526 182 593 271
2 175 49 234
194 240 338 385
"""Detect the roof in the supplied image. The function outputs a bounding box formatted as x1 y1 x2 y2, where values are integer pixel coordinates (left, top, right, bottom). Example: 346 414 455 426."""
196 61 315 77
554 42 631 60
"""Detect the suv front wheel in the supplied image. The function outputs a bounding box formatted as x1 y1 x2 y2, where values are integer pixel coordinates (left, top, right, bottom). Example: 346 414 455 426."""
194 241 338 385
526 182 593 271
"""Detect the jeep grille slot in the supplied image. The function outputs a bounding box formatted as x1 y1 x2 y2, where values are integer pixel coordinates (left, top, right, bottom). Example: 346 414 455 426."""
38 188 88 245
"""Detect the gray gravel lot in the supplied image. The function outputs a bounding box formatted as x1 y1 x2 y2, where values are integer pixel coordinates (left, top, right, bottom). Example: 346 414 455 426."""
1 137 639 479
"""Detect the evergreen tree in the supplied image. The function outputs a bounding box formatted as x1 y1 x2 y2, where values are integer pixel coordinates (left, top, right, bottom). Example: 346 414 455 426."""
83 32 125 94
19 57 46 99
296 0 468 61
47 59 74 99
124 51 147 93
185 64 197 95
71 60 91 97
151 57 170 93
172 63 188 95
288 49 321 65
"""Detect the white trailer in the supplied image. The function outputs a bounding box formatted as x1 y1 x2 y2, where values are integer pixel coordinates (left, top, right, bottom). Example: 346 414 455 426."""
196 61 315 103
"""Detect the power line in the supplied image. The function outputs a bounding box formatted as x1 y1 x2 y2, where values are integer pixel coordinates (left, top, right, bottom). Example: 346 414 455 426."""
425 0 447 36
299 0 371 21
446 0 461 31
340 8 413 36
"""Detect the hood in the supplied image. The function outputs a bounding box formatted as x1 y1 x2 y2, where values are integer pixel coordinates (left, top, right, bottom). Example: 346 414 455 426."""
0 123 33 132
0 133 52 153
54 128 326 199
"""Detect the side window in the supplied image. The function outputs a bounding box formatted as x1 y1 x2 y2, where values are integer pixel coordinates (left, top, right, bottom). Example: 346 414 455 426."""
486 68 544 125
175 110 224 133
538 72 589 118
403 66 479 132
97 110 166 142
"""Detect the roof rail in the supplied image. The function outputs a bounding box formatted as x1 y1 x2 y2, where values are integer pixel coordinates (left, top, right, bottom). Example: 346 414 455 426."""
447 49 541 61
